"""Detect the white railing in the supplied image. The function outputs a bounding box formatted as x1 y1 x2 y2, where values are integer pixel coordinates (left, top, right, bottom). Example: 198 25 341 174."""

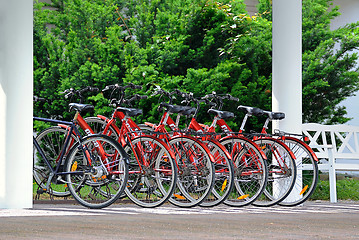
302 123 359 202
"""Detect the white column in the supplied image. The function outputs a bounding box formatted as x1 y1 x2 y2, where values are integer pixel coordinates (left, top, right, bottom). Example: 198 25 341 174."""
272 0 302 133
272 0 302 202
0 0 33 208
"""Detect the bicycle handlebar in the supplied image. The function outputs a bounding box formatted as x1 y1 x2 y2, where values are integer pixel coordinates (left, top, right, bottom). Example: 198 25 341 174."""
61 86 99 103
33 96 46 102
102 83 142 93
123 94 148 105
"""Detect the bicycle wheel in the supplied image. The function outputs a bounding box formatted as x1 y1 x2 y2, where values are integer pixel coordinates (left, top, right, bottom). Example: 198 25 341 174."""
84 116 119 139
124 136 177 208
33 126 75 197
252 138 297 207
64 134 129 209
199 140 234 207
167 136 215 208
220 137 268 207
279 138 319 206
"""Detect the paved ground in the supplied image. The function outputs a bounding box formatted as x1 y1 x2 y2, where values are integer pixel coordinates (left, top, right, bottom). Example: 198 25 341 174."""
1 201 358 239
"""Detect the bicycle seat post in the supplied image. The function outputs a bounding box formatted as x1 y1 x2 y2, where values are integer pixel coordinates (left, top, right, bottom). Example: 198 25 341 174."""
240 113 251 132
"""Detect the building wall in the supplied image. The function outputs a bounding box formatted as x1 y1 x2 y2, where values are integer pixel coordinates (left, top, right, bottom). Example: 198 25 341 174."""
330 0 359 126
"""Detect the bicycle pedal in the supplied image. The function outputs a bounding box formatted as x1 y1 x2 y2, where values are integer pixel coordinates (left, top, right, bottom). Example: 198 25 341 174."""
36 188 47 194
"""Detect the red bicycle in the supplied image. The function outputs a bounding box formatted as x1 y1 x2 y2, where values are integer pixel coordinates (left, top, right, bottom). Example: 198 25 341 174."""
237 105 319 206
143 89 269 207
88 84 216 208
39 86 178 208
198 93 297 207
33 94 129 209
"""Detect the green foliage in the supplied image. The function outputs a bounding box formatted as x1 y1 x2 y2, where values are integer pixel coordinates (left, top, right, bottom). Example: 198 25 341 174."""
34 0 359 131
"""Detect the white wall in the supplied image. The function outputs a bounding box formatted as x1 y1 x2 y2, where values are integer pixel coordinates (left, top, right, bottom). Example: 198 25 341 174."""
0 0 33 208
331 0 359 126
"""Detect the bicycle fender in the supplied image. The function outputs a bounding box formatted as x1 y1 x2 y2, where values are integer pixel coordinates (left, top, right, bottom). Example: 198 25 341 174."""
281 136 319 162
170 135 216 163
219 135 267 160
96 115 121 136
131 135 176 160
255 136 296 160
206 139 232 160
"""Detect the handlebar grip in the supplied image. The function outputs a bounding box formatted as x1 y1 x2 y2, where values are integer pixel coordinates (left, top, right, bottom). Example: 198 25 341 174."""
202 94 215 100
89 87 99 92
33 96 46 102
227 94 239 102
80 86 99 93
125 83 142 90
170 89 186 97
64 92 73 99
139 95 148 100
102 85 117 92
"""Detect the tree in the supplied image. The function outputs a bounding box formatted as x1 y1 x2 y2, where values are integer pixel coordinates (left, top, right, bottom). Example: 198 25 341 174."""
33 0 359 132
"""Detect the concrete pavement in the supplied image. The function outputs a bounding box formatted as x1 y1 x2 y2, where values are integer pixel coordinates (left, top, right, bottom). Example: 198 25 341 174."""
0 201 358 239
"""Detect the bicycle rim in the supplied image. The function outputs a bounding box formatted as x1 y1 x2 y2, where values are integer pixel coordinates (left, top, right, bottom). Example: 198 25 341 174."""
252 138 297 207
168 137 215 208
279 138 318 206
65 135 128 209
220 137 268 207
124 136 177 208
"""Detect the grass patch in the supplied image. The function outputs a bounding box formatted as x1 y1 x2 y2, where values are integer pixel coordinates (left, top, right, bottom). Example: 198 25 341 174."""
310 178 359 201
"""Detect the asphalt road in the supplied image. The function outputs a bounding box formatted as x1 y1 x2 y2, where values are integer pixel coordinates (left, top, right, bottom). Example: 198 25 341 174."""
1 201 358 239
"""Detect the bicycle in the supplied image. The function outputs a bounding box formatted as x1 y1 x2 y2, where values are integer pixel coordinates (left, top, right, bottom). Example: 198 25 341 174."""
197 93 297 207
86 84 215 208
61 85 178 208
33 97 129 209
141 88 234 207
237 106 319 206
169 91 269 207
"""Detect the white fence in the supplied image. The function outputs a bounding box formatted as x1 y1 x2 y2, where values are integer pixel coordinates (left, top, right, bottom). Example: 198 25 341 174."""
302 123 359 202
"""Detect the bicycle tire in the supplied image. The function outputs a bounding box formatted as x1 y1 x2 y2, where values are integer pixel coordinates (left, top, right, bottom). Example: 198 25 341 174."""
33 126 75 197
84 116 119 139
167 136 215 208
199 139 234 207
279 138 319 206
64 134 129 209
252 138 297 207
220 137 268 207
123 136 178 208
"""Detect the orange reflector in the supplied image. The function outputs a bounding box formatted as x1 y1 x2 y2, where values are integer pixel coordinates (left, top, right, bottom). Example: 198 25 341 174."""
300 185 308 195
101 175 107 179
71 161 78 172
64 184 67 188
261 145 266 150
174 194 186 200
221 179 228 192
237 194 249 200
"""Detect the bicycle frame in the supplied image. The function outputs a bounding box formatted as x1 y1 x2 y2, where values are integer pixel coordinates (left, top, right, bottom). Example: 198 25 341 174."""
184 115 267 175
33 117 91 189
259 117 319 162
152 110 216 164
91 109 177 173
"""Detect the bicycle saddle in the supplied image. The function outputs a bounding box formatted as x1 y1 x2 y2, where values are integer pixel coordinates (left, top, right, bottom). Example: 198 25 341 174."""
237 105 264 116
116 107 143 117
207 109 235 119
179 107 196 116
264 111 285 120
69 103 94 114
160 102 192 114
